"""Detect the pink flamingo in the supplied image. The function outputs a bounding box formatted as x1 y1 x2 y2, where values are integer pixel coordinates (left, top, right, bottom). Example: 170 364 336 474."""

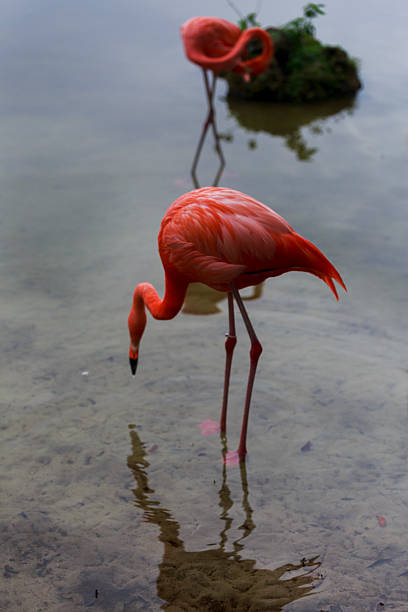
128 187 346 463
181 16 273 111
181 17 274 181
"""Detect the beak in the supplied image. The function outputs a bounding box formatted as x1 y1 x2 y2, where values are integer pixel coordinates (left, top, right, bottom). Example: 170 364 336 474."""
129 357 138 376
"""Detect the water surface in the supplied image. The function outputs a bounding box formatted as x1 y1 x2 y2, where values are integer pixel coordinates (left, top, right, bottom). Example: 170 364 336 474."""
1 1 407 610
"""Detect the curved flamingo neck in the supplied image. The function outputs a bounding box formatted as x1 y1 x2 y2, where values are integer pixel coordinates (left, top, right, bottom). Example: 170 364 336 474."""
238 28 273 76
185 26 272 74
129 272 188 353
134 273 188 321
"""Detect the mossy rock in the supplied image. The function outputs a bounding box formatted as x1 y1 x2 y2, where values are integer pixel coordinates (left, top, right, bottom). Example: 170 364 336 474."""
222 27 362 103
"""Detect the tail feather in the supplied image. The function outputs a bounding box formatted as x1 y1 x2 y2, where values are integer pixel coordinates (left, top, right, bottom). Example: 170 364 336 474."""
322 274 339 301
285 232 347 300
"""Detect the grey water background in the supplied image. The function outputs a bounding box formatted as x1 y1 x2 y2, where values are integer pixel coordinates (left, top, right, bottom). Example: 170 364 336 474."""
1 0 407 609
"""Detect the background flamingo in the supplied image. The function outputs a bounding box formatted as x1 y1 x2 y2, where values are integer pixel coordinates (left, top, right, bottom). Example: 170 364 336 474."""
128 187 346 463
181 17 274 180
181 16 273 106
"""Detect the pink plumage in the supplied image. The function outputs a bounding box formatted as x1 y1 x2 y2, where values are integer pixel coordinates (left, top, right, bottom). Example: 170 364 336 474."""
180 17 273 76
159 187 345 296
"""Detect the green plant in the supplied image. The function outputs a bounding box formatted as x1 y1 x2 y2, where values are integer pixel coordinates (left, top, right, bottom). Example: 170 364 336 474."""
304 3 325 19
224 1 361 103
275 3 327 101
282 3 325 42
238 12 261 31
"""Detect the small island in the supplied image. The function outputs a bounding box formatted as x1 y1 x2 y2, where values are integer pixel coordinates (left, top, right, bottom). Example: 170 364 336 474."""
222 4 362 103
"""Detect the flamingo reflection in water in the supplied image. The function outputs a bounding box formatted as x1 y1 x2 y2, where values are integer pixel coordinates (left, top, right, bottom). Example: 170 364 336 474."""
127 425 322 611
180 16 273 185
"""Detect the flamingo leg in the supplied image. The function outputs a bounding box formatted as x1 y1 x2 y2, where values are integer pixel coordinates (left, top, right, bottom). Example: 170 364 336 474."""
206 72 225 184
220 291 237 433
231 284 263 461
191 70 214 183
191 71 225 187
204 69 216 119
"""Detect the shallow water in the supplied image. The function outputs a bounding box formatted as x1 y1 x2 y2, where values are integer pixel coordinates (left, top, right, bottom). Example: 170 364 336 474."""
1 1 407 610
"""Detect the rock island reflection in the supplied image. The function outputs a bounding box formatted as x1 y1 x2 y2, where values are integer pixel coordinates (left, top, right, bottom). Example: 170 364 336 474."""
226 96 357 161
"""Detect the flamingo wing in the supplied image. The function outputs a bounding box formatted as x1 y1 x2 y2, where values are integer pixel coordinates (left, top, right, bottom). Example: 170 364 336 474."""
159 187 346 298
158 188 292 289
181 17 241 71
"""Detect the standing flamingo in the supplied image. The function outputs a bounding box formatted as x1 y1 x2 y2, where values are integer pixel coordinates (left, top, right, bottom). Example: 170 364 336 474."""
181 17 274 181
128 187 346 463
181 16 273 109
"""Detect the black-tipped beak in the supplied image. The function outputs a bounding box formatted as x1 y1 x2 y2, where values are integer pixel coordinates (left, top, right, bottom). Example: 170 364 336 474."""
129 357 138 376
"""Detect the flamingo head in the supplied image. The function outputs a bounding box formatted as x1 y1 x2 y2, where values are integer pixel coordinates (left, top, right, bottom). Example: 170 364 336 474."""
128 292 146 377
129 344 138 376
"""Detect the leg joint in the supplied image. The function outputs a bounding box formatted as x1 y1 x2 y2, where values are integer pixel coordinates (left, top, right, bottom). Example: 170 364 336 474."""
250 340 263 360
225 334 237 352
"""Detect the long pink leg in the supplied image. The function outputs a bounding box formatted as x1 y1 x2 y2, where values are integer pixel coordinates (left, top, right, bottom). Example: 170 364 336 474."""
231 284 263 461
203 69 216 119
191 70 215 181
191 71 225 187
220 291 237 433
206 72 225 184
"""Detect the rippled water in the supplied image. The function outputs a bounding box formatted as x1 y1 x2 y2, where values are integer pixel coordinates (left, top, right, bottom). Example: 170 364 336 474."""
1 1 407 610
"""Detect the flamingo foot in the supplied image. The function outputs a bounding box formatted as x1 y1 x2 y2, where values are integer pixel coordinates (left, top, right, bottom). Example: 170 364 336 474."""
222 449 243 466
197 419 220 436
